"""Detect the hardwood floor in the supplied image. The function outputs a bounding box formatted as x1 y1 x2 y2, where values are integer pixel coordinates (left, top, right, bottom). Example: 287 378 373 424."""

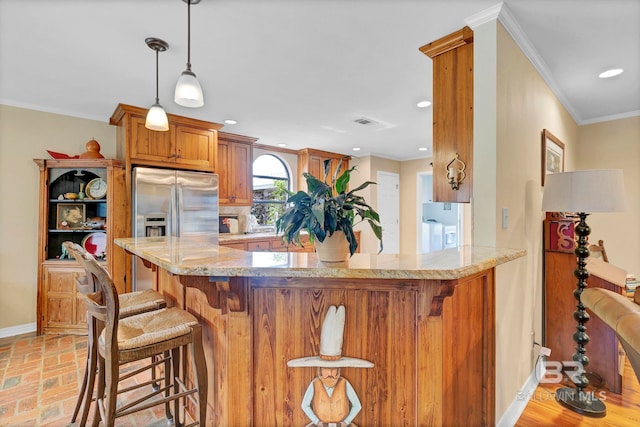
516 359 640 426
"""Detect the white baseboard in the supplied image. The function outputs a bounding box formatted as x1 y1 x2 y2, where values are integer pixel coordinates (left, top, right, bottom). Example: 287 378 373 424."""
496 356 546 427
0 322 37 339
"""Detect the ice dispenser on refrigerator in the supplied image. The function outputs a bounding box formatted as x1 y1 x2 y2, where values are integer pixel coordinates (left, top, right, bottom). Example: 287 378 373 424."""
144 214 166 237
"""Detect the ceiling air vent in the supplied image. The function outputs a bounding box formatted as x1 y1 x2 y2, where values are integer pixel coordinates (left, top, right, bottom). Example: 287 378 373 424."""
354 117 378 126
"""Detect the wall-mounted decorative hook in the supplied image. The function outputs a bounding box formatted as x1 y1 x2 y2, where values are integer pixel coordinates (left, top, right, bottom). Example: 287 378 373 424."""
446 153 466 190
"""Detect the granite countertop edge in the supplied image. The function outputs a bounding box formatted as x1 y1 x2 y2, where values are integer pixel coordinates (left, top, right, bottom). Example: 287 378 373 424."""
115 236 526 280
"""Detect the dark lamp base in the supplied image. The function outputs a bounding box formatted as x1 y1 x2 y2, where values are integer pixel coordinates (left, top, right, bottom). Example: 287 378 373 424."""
556 387 606 418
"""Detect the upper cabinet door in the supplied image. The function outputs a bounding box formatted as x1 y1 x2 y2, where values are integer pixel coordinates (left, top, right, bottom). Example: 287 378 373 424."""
298 148 349 192
131 116 176 163
217 132 256 206
174 125 216 170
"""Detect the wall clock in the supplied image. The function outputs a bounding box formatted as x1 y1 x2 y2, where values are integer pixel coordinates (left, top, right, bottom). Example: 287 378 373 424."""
86 178 107 199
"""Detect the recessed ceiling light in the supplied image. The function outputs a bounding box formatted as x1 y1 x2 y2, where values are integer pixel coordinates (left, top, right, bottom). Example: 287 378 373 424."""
352 147 361 151
224 119 238 125
417 100 432 108
277 143 287 147
598 68 624 79
418 147 428 151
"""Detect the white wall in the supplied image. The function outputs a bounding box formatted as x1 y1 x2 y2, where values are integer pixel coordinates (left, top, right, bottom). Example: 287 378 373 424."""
0 105 116 329
476 20 582 420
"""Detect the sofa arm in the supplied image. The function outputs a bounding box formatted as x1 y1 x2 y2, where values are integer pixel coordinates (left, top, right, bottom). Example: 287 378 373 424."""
582 288 640 382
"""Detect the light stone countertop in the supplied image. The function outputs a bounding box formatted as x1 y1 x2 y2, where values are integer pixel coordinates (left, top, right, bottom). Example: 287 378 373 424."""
115 235 526 280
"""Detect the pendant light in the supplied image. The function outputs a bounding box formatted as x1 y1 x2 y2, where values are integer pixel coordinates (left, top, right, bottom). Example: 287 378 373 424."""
145 37 170 131
175 0 204 108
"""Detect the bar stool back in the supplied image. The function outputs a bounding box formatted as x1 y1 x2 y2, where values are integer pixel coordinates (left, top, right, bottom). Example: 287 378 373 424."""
64 242 208 426
64 241 169 425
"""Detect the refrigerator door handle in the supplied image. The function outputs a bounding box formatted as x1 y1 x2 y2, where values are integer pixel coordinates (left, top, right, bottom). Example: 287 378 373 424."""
167 185 175 237
174 183 182 236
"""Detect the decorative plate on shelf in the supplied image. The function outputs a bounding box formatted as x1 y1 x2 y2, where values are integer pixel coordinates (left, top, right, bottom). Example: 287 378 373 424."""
82 233 106 258
86 178 107 199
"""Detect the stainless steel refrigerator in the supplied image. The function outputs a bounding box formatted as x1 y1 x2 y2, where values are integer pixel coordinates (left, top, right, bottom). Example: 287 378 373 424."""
132 167 219 290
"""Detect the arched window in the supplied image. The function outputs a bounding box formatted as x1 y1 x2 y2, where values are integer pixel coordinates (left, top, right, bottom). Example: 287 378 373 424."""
251 154 290 227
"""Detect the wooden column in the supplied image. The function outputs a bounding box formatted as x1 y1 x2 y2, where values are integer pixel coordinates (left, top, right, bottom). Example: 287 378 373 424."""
420 27 474 203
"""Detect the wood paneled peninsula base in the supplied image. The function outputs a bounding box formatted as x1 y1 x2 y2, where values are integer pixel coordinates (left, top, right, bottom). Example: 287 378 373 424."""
115 236 524 427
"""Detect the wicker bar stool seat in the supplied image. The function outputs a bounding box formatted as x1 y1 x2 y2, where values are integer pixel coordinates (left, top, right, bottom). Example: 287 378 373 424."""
64 242 167 425
66 242 208 427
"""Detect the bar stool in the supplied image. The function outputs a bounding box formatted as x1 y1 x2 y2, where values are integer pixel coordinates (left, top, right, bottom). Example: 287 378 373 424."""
63 242 167 424
67 241 208 426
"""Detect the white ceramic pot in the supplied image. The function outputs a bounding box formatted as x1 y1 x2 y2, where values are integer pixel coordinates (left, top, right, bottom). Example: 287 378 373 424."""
313 232 350 263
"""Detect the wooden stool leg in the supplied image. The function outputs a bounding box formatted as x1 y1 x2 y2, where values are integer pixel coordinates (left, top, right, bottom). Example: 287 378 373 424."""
80 317 99 426
71 312 92 423
163 350 174 423
171 347 182 426
93 356 105 427
103 357 119 427
191 324 208 426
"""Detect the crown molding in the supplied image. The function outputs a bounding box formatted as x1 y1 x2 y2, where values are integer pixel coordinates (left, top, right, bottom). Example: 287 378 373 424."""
580 109 640 126
464 2 503 29
496 3 582 124
465 2 583 125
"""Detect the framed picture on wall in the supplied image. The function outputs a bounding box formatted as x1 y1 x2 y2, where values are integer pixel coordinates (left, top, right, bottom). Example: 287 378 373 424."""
541 129 565 186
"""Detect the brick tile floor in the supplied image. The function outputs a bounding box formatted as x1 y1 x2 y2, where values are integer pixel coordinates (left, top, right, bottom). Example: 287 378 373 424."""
0 333 176 426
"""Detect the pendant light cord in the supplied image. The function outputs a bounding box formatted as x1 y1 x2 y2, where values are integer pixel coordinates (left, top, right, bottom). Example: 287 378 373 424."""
186 0 192 71
155 48 160 104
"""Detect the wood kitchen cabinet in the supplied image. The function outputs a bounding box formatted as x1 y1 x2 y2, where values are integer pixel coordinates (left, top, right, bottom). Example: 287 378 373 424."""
42 264 87 332
420 26 474 203
219 235 311 252
217 131 256 206
297 148 349 191
110 103 223 173
34 159 127 334
219 232 359 253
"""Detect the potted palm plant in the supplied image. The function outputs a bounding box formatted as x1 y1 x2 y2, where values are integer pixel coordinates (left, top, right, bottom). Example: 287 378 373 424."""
276 158 383 262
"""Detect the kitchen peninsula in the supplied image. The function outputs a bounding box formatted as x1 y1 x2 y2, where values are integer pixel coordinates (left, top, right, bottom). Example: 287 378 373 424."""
116 236 524 426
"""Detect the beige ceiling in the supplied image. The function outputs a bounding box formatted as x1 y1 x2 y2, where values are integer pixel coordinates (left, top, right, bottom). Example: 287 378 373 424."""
1 0 638 160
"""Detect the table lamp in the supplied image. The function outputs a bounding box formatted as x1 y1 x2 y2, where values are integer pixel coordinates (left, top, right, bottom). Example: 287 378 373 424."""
541 169 626 417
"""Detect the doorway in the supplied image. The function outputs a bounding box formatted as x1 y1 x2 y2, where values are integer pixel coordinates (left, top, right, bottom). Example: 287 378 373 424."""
417 172 466 253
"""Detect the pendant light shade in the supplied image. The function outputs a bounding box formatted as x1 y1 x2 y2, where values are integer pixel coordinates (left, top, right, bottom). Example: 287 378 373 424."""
175 69 204 107
145 37 170 131
175 0 204 108
146 103 170 131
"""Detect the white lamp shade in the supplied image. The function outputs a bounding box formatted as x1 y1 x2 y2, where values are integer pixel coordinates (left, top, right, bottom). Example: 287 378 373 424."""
145 104 169 131
542 169 627 213
174 70 204 108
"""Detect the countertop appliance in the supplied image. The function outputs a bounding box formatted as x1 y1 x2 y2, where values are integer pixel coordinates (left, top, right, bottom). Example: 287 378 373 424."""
132 167 219 290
